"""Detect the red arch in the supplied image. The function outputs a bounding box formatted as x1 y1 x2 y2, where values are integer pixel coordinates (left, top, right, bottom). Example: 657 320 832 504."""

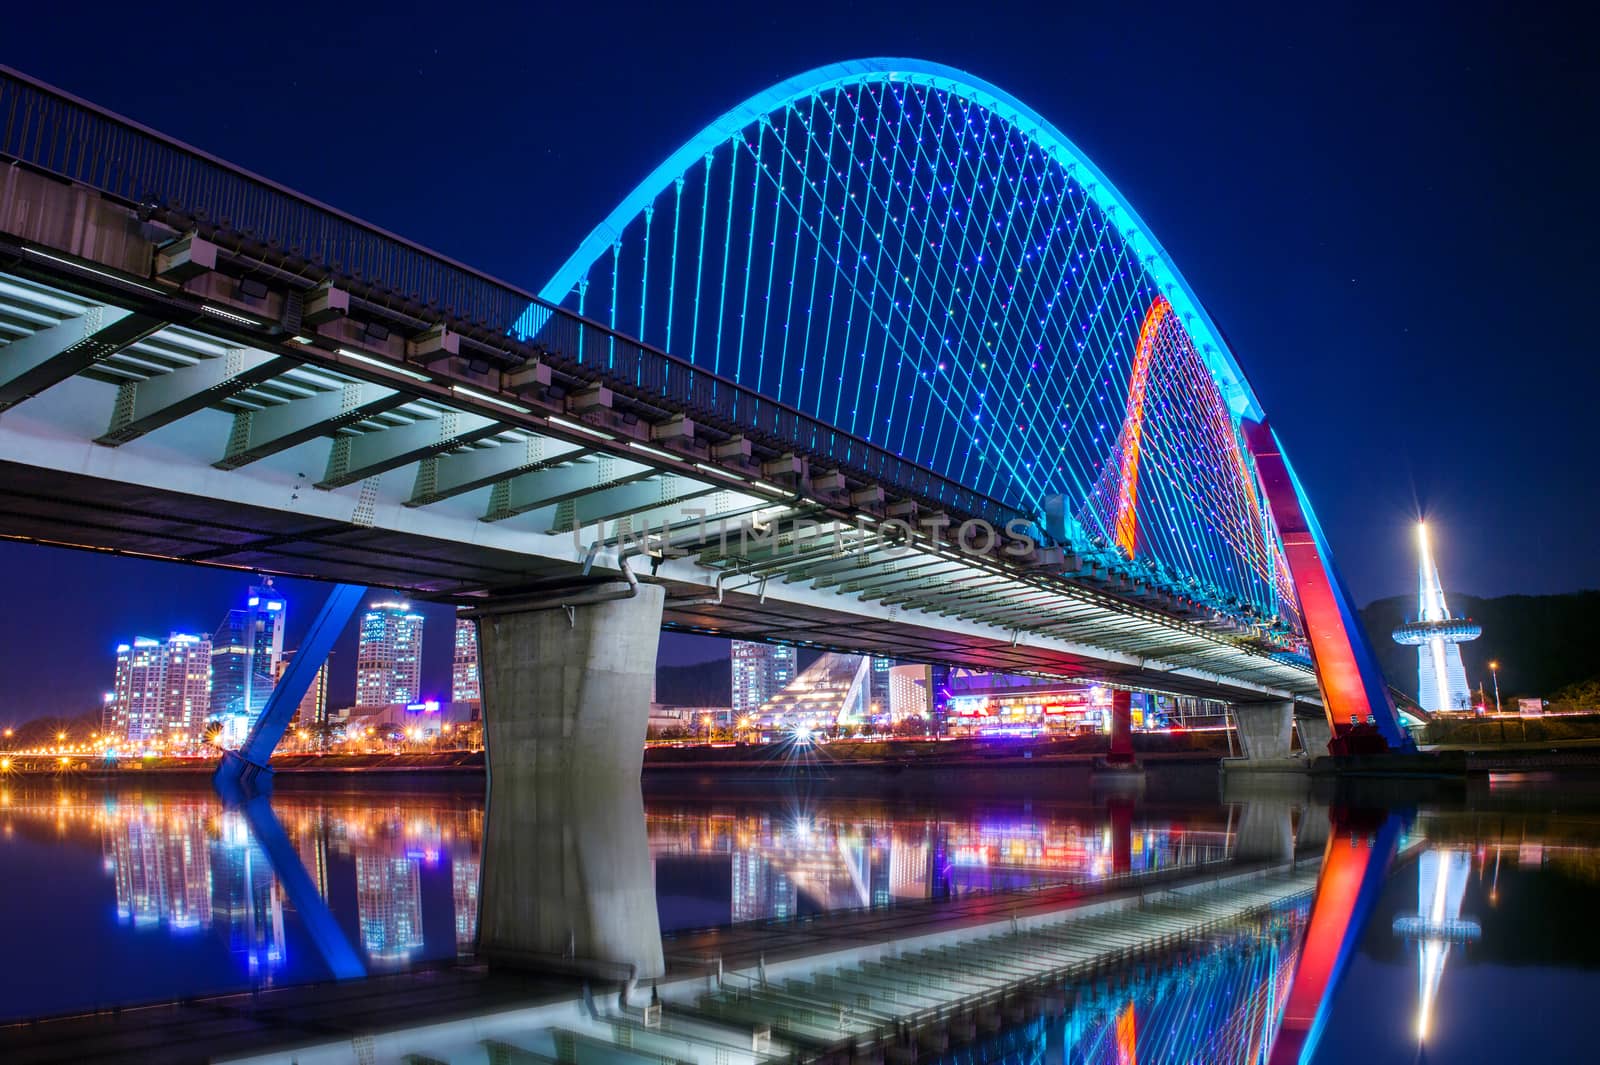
1112 297 1171 558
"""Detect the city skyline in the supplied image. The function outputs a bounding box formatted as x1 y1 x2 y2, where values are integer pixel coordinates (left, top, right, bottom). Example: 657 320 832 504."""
81 580 491 741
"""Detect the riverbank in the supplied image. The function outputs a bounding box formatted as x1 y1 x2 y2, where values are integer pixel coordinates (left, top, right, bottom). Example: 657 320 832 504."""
0 734 1231 780
4 726 1599 784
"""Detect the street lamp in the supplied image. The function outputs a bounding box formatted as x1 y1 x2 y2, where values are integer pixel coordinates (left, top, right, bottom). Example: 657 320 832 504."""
1489 660 1502 715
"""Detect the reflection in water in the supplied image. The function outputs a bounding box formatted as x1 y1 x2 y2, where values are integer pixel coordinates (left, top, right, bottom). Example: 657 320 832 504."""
106 803 286 973
3 783 1600 1064
649 802 1237 929
0 789 1238 1019
1063 903 1309 1064
1393 848 1480 1046
355 853 424 963
0 788 484 1019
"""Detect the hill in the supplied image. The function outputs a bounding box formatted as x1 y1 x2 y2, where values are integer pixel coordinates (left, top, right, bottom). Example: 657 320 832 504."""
654 659 732 707
1360 590 1600 701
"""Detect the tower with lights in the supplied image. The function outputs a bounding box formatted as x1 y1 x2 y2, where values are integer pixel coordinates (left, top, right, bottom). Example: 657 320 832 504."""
1392 523 1480 713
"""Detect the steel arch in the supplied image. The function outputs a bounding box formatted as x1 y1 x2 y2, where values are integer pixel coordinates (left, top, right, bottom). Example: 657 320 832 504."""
541 58 1258 419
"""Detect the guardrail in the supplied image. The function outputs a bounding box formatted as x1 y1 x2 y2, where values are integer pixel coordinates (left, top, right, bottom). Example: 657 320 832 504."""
0 64 1013 528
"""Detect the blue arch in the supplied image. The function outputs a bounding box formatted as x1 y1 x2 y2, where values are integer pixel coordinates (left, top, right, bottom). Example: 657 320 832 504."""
540 57 1264 422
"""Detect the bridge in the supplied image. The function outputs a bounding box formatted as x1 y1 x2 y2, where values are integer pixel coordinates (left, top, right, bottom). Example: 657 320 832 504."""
0 59 1411 974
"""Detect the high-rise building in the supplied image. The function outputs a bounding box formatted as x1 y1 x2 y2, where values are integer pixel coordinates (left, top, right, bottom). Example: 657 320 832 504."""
107 638 164 743
210 582 287 727
888 664 931 720
452 616 480 708
868 656 894 715
731 641 796 718
106 633 212 745
161 633 212 740
1392 523 1481 713
356 601 426 709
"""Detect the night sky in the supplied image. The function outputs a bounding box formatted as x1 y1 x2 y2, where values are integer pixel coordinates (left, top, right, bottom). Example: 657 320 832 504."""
1 2 1594 720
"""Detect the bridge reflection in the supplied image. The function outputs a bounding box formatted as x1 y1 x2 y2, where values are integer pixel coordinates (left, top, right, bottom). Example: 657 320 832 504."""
647 801 1237 927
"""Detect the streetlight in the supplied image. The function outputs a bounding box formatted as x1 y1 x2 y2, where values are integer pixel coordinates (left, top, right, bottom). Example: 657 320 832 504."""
1489 660 1503 715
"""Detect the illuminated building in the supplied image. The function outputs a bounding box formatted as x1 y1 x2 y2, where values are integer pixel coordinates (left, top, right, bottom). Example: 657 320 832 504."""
868 655 894 715
452 615 480 708
106 632 212 745
730 641 795 717
945 684 1111 738
753 652 870 730
210 581 287 739
106 638 162 743
887 664 931 720
161 633 212 738
355 601 425 709
1393 523 1480 713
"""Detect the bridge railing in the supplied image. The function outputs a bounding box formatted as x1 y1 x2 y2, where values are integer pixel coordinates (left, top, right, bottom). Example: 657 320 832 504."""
0 65 1012 528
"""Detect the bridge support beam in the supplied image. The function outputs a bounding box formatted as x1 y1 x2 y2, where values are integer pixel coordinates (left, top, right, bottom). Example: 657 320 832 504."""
476 582 666 980
1225 700 1303 773
1296 712 1334 760
215 582 367 797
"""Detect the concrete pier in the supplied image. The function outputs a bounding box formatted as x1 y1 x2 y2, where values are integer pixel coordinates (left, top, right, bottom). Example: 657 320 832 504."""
1295 713 1334 760
1223 700 1304 774
476 582 667 979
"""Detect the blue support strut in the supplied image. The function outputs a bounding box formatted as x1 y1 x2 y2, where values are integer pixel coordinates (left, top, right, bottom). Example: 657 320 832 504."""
214 583 366 793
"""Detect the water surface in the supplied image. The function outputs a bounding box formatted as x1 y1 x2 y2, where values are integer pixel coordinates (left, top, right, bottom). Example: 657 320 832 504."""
0 778 1595 1063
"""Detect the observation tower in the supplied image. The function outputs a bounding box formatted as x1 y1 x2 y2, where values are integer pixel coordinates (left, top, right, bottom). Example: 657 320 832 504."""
1392 523 1480 713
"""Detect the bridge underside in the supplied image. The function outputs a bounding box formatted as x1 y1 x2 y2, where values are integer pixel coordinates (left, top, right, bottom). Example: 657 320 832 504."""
0 456 1308 699
0 149 1319 705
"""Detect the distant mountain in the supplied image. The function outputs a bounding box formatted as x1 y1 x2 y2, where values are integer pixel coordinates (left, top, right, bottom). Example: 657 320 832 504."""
653 647 824 707
655 659 732 707
1360 591 1600 701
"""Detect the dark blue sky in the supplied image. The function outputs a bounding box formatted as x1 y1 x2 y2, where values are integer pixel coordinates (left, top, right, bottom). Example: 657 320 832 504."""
1 1 1594 716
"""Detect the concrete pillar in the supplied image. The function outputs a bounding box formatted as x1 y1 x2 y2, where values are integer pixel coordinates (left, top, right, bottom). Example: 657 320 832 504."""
1107 689 1134 764
1295 712 1334 759
476 582 666 979
1232 700 1295 762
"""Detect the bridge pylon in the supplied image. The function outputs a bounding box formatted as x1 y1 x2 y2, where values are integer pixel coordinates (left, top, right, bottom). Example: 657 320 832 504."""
474 576 667 980
1242 420 1411 754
